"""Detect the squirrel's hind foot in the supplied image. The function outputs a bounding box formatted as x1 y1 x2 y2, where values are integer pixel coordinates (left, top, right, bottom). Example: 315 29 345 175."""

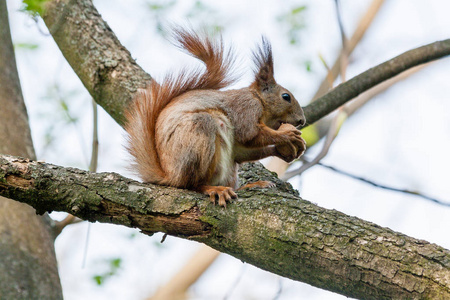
199 186 237 207
237 181 276 191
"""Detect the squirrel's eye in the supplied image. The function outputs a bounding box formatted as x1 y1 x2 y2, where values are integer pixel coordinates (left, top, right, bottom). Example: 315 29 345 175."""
281 93 291 102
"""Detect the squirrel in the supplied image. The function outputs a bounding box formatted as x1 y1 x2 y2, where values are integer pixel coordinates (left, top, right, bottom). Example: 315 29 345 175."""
125 27 306 206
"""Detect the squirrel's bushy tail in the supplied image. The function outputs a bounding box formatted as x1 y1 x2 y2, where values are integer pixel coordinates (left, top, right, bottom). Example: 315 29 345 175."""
125 27 237 183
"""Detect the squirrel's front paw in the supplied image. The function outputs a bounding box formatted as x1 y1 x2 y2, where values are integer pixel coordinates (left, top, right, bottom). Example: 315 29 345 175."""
276 124 306 162
278 123 304 144
276 137 306 162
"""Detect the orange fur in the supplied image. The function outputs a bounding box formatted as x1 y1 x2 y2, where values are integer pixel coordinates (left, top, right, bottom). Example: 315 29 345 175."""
125 28 237 184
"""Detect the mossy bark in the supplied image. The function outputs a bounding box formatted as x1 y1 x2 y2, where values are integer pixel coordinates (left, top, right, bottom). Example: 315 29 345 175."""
1 156 449 299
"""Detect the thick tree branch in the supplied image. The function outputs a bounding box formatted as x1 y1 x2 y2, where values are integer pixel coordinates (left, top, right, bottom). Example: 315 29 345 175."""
303 39 450 125
1 154 449 299
42 0 152 125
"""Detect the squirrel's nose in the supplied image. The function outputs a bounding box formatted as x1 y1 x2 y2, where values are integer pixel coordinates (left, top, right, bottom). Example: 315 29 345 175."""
297 116 306 127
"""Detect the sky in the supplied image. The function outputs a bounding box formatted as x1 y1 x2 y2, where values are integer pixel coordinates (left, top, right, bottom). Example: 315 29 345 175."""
5 0 450 299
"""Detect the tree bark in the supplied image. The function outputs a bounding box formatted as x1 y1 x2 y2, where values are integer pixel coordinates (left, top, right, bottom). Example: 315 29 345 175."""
1 155 449 299
0 1 63 298
42 0 152 125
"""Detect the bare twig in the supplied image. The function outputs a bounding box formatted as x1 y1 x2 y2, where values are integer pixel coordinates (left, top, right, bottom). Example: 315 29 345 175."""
266 0 385 176
54 99 100 237
316 162 450 207
311 0 385 101
282 111 345 180
334 0 348 82
82 98 100 267
89 99 99 173
149 245 221 300
282 0 350 179
223 264 246 300
53 214 82 236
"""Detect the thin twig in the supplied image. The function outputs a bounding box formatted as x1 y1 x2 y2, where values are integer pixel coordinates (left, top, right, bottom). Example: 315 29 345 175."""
89 99 99 173
53 100 100 237
82 99 99 268
316 162 450 207
272 277 283 300
223 264 246 300
284 0 349 178
335 0 348 82
266 0 385 176
311 0 385 101
53 214 82 236
282 111 345 180
149 246 221 300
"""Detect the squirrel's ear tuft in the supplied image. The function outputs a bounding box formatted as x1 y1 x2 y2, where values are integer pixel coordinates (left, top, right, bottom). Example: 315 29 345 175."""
252 36 276 91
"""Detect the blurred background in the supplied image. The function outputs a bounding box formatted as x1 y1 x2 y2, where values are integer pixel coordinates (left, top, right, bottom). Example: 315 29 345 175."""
6 0 450 299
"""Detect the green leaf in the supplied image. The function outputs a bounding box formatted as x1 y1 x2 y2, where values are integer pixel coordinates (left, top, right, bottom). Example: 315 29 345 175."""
292 6 306 15
91 257 123 286
146 0 175 12
277 5 308 47
93 275 104 286
304 60 312 72
14 43 39 50
110 258 122 270
21 0 49 16
60 100 69 112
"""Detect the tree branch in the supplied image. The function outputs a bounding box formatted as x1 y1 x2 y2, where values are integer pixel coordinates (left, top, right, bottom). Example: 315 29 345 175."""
42 0 152 125
303 39 450 125
1 154 449 299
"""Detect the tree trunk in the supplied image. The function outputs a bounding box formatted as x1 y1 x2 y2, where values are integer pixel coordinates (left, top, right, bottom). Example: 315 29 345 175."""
0 1 63 298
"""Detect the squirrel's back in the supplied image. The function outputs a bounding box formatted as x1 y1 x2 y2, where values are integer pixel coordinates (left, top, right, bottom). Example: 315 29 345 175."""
125 28 237 184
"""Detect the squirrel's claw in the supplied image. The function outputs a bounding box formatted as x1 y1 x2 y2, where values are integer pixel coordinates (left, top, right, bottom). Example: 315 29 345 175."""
238 180 276 190
200 186 237 207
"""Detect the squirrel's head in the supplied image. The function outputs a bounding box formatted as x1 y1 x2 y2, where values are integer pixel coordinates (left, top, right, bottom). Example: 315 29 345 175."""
250 37 306 130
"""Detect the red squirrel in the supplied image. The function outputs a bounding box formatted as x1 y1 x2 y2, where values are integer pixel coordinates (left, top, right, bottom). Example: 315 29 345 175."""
125 27 306 206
